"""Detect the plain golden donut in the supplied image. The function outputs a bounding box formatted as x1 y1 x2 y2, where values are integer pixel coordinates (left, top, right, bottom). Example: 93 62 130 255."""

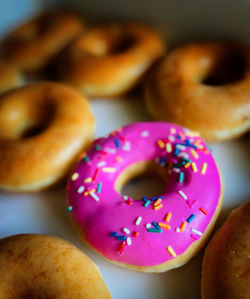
1 11 84 72
0 82 94 191
0 62 23 94
145 42 250 141
202 201 250 299
0 234 111 299
58 23 165 97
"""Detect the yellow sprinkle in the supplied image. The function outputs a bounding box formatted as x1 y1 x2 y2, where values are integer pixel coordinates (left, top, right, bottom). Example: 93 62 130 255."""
167 246 176 257
191 162 198 172
153 198 162 206
102 167 116 173
184 162 190 168
165 212 172 222
116 156 123 162
153 204 163 210
180 221 187 232
157 140 165 148
84 177 92 183
158 223 171 230
190 149 199 159
201 162 208 174
71 172 79 181
170 128 176 134
166 143 172 153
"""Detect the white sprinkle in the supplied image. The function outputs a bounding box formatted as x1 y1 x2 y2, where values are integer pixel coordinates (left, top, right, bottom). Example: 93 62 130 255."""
104 147 116 154
168 135 175 141
123 195 128 200
178 190 187 200
102 167 116 173
178 152 189 159
173 168 180 173
176 228 181 233
89 192 100 202
146 223 151 229
122 141 131 151
123 227 130 234
126 237 132 246
141 131 149 137
77 186 85 194
135 216 142 226
97 161 106 167
191 228 203 236
176 144 186 150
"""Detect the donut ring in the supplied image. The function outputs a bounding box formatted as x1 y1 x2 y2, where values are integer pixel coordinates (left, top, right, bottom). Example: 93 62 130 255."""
1 11 83 72
145 42 250 141
59 23 165 97
67 122 223 272
0 82 94 191
0 234 111 298
0 62 23 94
202 201 250 299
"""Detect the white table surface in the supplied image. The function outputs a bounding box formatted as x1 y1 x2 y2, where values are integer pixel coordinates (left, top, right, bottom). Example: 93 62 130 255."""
0 94 249 299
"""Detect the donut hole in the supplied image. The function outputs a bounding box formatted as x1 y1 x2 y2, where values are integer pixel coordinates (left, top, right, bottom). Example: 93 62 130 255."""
79 28 135 56
115 160 167 200
201 51 246 86
0 101 55 139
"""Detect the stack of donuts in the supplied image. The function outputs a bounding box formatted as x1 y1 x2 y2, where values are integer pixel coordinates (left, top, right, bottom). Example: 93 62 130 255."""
0 9 249 299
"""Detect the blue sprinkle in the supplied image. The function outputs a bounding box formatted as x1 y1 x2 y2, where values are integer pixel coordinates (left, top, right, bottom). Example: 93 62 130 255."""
142 196 148 202
159 157 166 163
97 182 102 194
174 148 180 156
83 156 90 162
114 138 120 148
67 205 73 212
95 145 102 151
147 228 162 233
177 143 197 149
117 236 127 240
153 222 160 229
187 214 196 223
151 196 163 201
144 200 151 207
110 232 118 237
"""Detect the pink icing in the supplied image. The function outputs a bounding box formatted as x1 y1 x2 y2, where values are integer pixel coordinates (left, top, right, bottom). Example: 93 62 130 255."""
67 122 221 267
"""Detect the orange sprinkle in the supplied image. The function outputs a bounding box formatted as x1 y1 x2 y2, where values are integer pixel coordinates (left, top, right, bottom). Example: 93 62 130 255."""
179 132 185 140
153 198 162 206
157 140 165 148
158 223 171 230
116 156 123 162
180 221 187 232
184 162 190 168
165 212 172 222
84 189 95 196
153 204 163 210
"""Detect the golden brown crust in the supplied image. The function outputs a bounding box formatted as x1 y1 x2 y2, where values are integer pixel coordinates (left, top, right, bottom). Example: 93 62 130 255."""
0 82 95 191
1 11 84 72
59 23 165 97
145 42 250 141
0 63 23 94
202 201 250 299
0 234 111 299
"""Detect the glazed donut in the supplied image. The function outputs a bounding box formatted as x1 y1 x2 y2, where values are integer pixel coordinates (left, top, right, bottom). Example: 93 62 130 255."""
67 122 223 272
0 62 23 94
1 11 83 72
0 82 94 191
202 201 250 299
145 42 250 141
58 23 165 97
0 234 111 298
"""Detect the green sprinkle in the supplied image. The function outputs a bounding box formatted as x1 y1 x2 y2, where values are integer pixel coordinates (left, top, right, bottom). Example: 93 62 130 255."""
144 200 151 207
179 172 184 183
83 156 90 162
97 182 102 194
67 206 73 212
147 228 162 233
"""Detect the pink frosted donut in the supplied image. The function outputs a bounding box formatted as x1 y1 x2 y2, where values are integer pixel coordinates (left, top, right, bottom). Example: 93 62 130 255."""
67 122 223 272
